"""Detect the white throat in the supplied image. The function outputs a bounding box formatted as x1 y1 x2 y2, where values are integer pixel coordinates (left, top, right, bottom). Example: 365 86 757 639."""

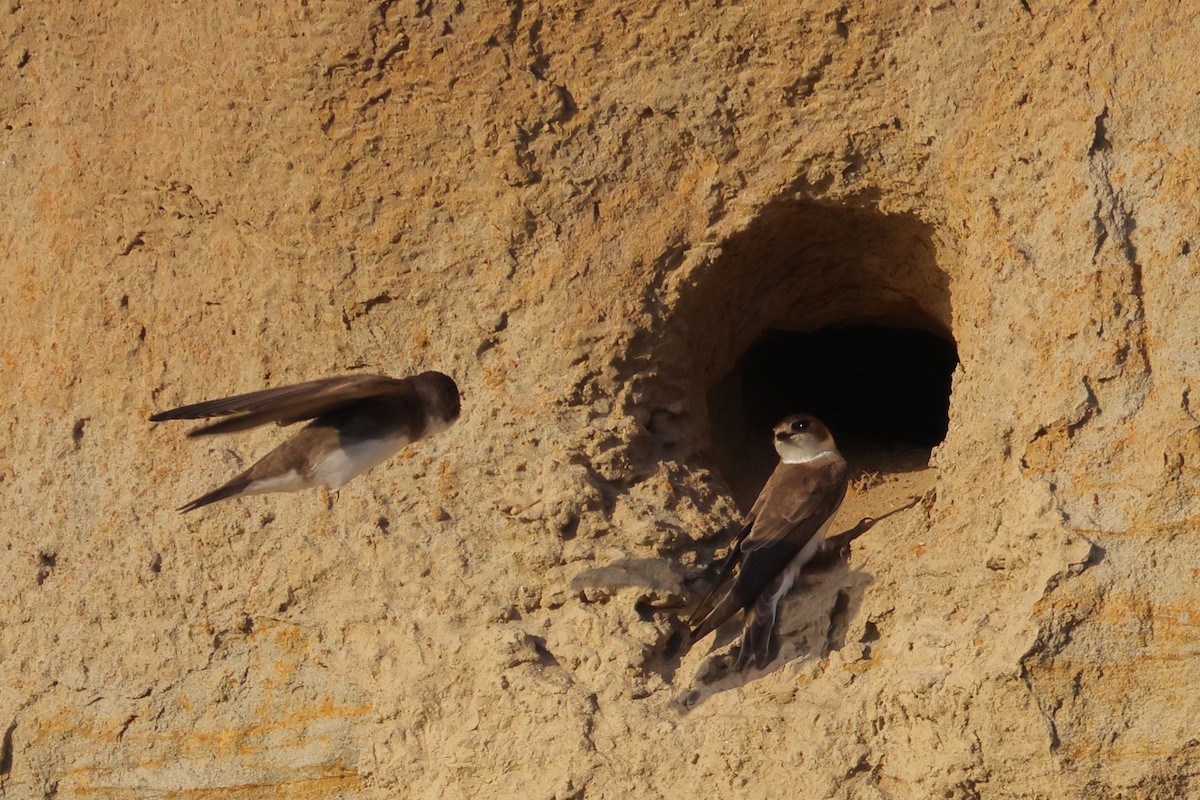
423 413 454 438
776 439 837 465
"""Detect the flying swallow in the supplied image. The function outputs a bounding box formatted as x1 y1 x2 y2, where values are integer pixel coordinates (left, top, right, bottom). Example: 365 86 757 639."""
688 413 848 670
150 371 460 512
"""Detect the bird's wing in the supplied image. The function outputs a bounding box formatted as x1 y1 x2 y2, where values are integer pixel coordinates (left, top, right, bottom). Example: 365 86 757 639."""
150 374 408 436
686 517 755 626
741 459 848 552
689 458 847 642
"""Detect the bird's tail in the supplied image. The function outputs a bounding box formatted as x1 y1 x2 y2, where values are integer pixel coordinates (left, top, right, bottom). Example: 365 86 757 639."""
177 474 252 513
688 586 745 646
733 594 780 671
686 521 754 642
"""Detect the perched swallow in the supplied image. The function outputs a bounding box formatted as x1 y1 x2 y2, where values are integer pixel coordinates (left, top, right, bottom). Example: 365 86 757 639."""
688 413 848 669
150 371 460 512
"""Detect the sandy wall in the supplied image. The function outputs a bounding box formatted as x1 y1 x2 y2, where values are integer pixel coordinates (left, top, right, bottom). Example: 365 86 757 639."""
3 2 1199 797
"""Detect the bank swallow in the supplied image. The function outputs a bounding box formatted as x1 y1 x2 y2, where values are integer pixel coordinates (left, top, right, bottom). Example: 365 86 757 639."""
689 413 848 669
150 371 460 512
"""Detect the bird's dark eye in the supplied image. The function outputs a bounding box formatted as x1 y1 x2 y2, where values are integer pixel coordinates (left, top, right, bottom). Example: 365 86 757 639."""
793 420 809 432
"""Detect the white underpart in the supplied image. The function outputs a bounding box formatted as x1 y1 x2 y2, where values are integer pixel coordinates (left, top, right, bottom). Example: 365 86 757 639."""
776 439 838 465
245 469 313 496
770 513 838 603
310 432 413 490
245 432 415 495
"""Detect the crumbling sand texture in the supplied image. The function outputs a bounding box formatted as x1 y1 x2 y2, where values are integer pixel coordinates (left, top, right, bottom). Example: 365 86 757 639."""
3 2 1200 798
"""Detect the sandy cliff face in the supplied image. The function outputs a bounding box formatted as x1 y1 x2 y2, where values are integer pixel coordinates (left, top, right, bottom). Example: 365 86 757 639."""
3 2 1199 797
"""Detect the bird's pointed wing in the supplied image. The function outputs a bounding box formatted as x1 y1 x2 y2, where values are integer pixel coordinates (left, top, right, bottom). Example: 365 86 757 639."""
689 458 847 642
686 518 755 627
150 374 408 436
741 459 848 552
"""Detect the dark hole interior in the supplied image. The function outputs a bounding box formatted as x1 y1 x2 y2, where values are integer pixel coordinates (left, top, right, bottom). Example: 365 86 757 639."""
739 325 957 449
708 323 958 509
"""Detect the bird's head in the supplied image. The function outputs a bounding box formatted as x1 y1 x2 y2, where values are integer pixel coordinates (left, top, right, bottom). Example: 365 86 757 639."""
416 371 462 426
772 413 837 463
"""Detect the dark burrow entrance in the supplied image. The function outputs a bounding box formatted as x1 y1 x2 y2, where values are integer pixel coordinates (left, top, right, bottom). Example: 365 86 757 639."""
708 323 958 508
668 200 959 511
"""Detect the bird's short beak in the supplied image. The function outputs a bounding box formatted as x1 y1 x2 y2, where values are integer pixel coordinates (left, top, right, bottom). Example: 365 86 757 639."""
774 430 788 440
